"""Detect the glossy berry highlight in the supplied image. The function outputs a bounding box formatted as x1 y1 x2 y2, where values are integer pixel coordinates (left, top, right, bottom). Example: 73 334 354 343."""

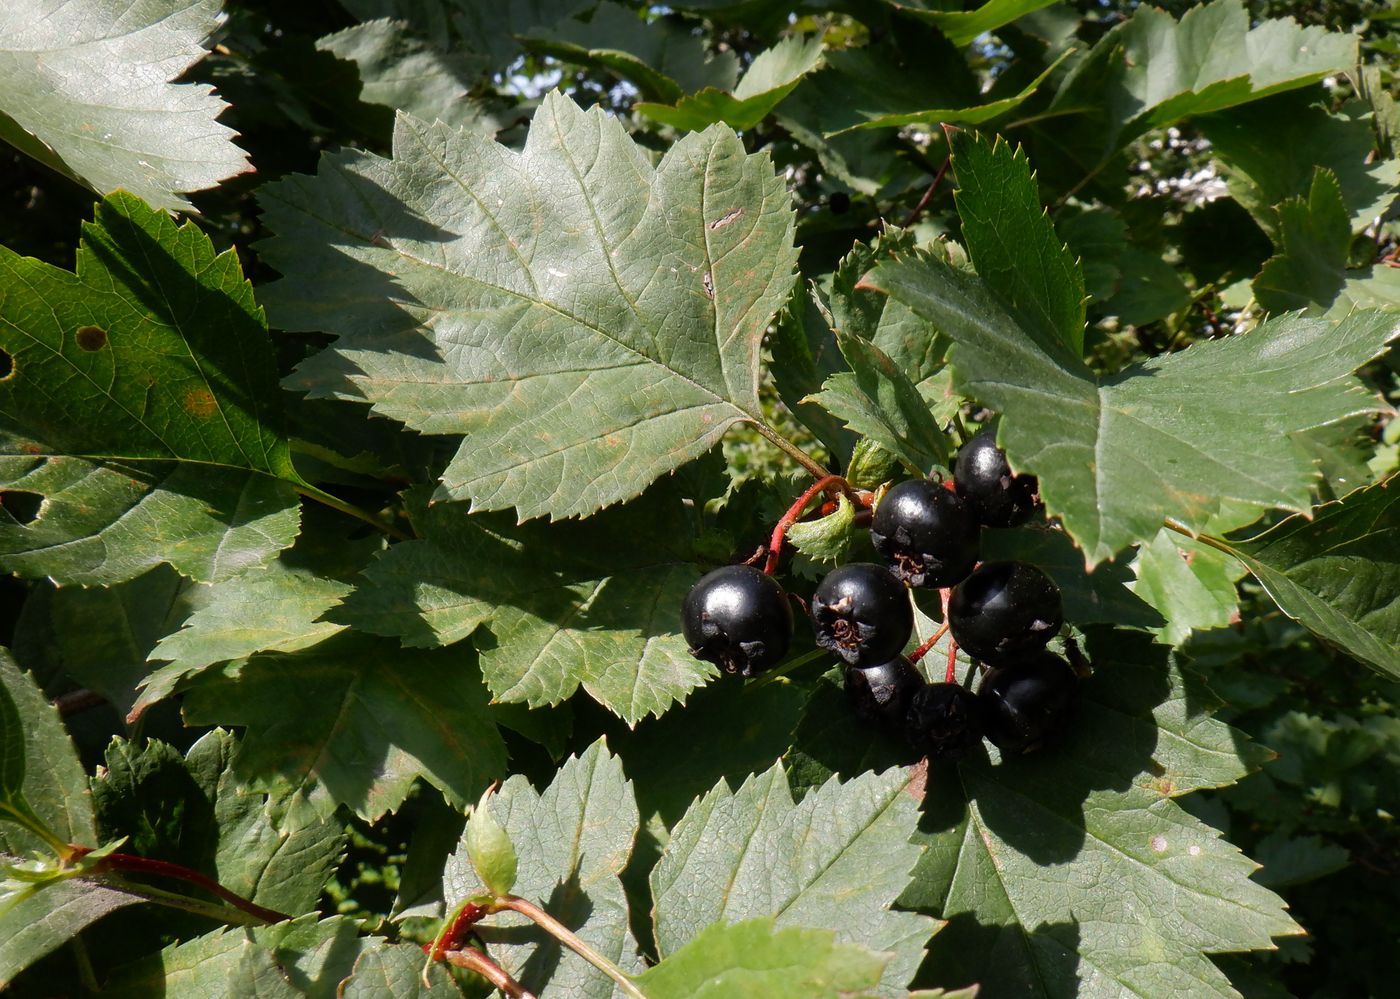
810 562 913 667
978 650 1079 754
845 656 923 734
948 561 1063 666
954 427 1039 528
682 564 793 677
870 478 980 588
905 682 986 760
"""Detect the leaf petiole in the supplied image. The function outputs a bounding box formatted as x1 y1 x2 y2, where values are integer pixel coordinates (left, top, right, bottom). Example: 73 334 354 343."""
493 895 648 999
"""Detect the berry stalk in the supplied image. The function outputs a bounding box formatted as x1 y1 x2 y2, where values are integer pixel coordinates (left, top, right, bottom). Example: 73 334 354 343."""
71 845 290 924
763 475 866 575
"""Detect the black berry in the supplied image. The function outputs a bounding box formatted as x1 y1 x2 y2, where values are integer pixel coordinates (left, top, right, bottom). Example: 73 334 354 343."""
845 656 923 733
829 191 851 214
905 682 986 760
810 562 913 667
978 650 1078 754
870 478 980 588
948 561 1063 666
682 565 793 677
954 428 1039 528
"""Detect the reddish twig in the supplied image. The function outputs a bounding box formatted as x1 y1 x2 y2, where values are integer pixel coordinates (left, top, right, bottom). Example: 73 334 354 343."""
908 621 949 666
763 475 865 575
70 846 289 924
442 947 537 998
432 902 487 959
901 154 952 228
939 587 961 684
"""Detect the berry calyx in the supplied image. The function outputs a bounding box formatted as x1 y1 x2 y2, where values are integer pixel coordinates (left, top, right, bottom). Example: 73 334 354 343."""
810 562 913 667
978 650 1078 754
869 478 980 588
905 682 985 760
682 565 793 677
845 656 923 733
954 427 1039 528
947 561 1063 666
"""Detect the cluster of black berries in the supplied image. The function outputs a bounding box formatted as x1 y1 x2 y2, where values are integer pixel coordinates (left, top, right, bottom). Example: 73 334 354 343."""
682 428 1081 759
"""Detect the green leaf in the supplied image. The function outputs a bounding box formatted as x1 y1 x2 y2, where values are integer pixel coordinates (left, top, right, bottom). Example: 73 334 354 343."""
886 0 1061 48
899 631 1298 997
181 633 507 825
105 916 367 999
636 35 823 131
651 763 935 994
783 47 1054 138
449 0 594 69
137 560 355 720
259 92 800 521
633 918 889 999
0 193 304 584
948 129 1085 356
1200 94 1400 233
808 329 950 475
1130 529 1246 646
1254 168 1400 315
0 447 301 588
13 566 192 722
1250 830 1349 889
336 481 715 724
0 0 249 212
341 940 467 997
770 285 860 462
788 493 860 568
0 876 145 988
0 652 93 856
317 19 490 132
463 792 517 898
442 741 643 997
91 731 347 915
523 3 739 103
1052 0 1358 153
866 252 1399 565
1218 478 1400 680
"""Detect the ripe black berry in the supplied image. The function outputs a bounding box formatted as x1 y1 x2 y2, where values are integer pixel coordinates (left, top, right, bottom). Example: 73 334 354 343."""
947 561 1063 666
905 682 986 760
870 478 980 588
845 656 922 733
682 565 793 677
954 427 1039 528
810 563 913 667
978 650 1078 754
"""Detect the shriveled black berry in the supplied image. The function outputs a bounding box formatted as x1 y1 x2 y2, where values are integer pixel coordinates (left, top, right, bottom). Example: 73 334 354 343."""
845 656 923 733
978 650 1078 754
870 478 980 588
682 565 793 677
905 682 985 760
948 561 1062 666
954 427 1039 528
810 563 913 667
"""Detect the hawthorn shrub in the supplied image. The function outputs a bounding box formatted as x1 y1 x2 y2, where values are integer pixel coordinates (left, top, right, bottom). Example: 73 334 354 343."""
0 1 1397 996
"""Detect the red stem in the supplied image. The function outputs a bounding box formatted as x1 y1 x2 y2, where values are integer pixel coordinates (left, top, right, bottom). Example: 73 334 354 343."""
902 154 953 228
71 846 289 924
908 621 948 666
939 587 961 684
441 947 537 999
433 902 487 959
762 475 864 575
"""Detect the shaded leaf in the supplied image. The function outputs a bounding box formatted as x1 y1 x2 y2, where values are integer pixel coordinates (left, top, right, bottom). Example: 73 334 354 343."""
897 631 1298 998
1220 478 1400 680
634 918 888 999
651 763 935 995
260 92 799 521
867 253 1398 565
0 877 144 988
0 652 93 856
181 633 507 825
636 35 823 131
0 0 249 212
887 0 1061 48
0 193 303 584
443 741 643 998
91 731 347 916
335 481 715 724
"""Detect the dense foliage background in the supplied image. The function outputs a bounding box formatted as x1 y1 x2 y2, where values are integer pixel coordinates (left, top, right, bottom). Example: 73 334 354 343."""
0 0 1397 996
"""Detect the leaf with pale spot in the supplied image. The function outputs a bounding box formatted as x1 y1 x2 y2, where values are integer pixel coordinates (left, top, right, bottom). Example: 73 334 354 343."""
259 91 800 522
